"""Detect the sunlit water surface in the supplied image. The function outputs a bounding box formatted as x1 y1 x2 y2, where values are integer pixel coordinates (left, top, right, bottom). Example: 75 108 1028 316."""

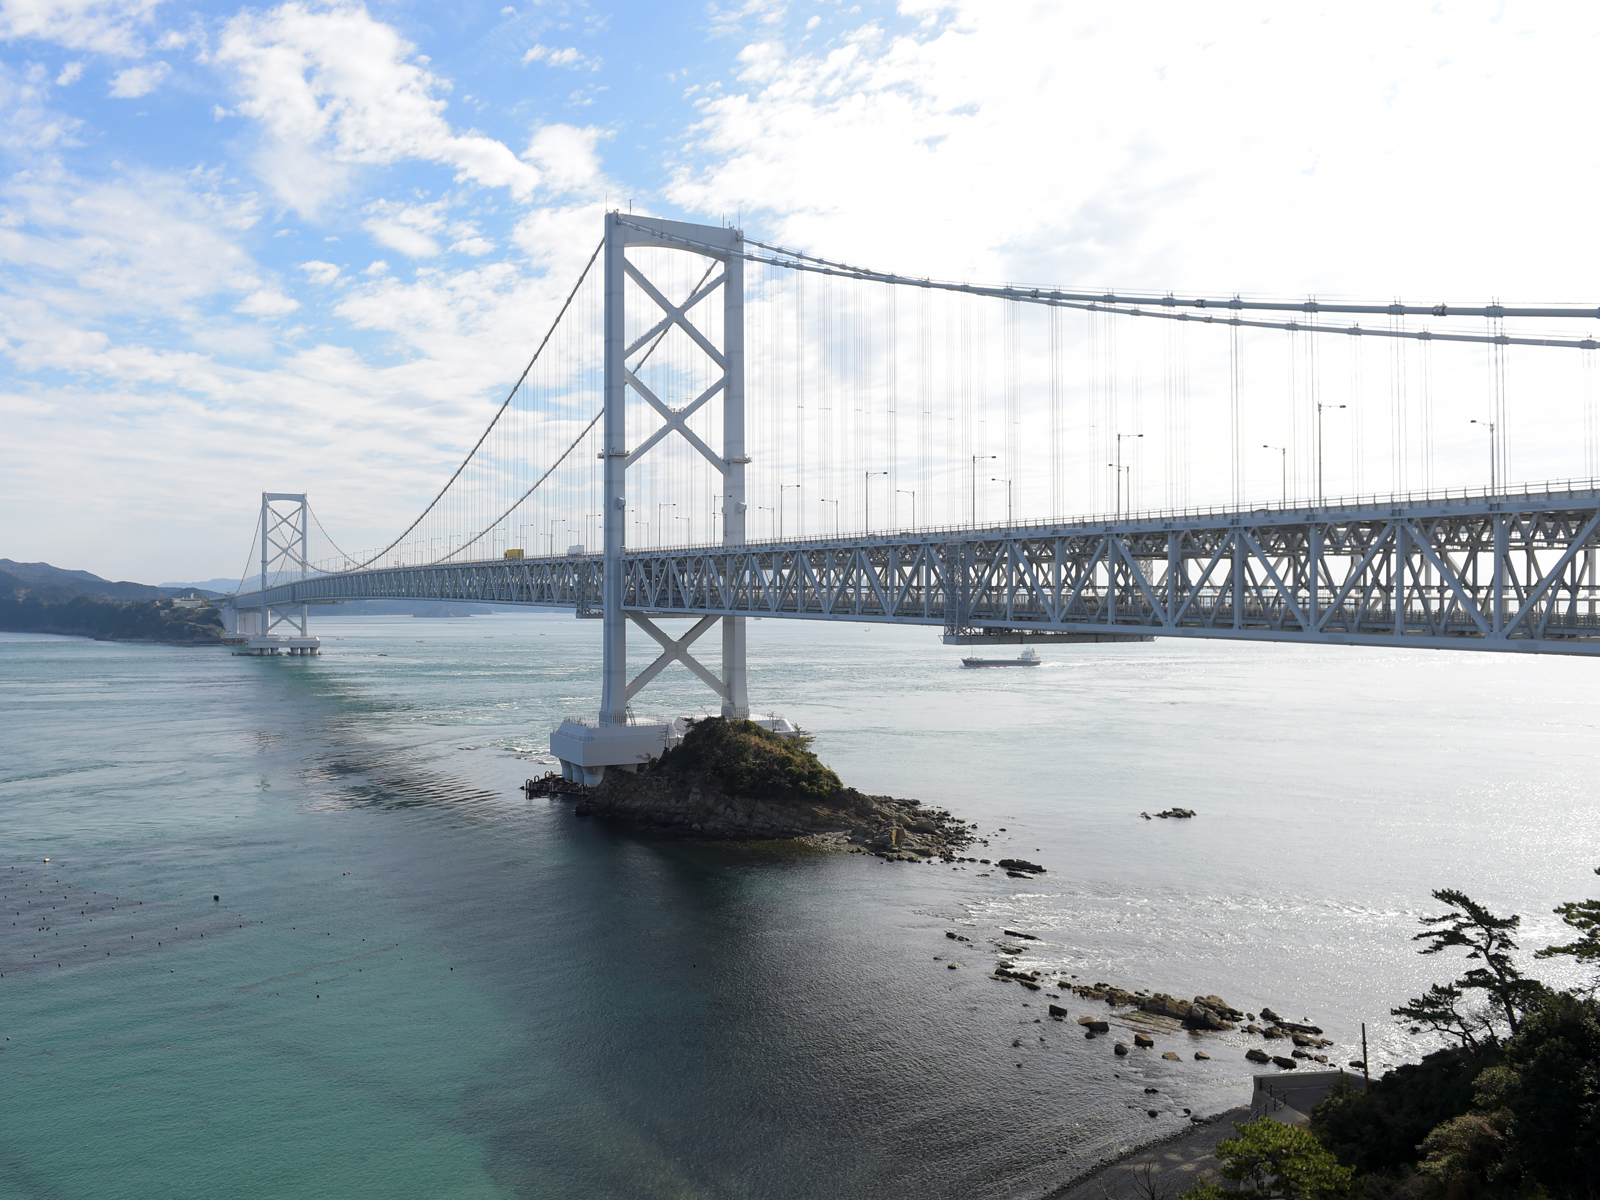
2 615 1597 1199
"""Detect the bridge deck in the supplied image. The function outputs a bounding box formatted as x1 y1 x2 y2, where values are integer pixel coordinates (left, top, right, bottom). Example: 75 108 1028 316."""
229 487 1600 655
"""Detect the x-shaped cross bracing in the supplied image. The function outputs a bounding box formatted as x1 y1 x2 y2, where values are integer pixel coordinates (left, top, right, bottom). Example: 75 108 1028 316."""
625 612 728 702
622 261 729 475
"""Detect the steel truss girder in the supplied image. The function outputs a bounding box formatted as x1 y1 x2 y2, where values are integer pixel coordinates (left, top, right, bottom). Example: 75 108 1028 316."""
233 488 1600 656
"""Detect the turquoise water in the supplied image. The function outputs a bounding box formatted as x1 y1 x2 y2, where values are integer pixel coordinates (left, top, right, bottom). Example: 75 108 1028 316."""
3 616 1599 1198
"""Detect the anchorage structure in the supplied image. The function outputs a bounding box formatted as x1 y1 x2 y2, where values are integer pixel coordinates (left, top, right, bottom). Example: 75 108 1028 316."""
549 214 777 785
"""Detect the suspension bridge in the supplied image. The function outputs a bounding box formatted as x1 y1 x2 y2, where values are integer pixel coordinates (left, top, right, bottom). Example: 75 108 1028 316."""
227 213 1600 784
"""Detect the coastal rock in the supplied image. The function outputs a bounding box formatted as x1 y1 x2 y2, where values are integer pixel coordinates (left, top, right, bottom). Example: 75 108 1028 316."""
1273 1019 1324 1036
1262 1027 1286 1040
1271 1056 1299 1070
996 858 1046 874
1245 1048 1272 1064
1194 1051 1210 1061
1137 993 1192 1020
1078 1018 1111 1033
1162 1051 1181 1061
1114 1042 1129 1056
1182 1004 1234 1031
1133 1033 1155 1049
1003 930 1040 941
1048 1004 1069 1019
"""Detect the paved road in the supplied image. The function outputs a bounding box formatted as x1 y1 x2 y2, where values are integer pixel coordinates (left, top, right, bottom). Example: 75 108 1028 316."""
1046 1107 1252 1200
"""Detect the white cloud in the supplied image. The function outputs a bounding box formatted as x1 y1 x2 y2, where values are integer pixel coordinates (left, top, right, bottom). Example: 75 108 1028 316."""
298 259 341 284
522 43 598 71
55 60 82 85
449 236 493 256
107 59 168 97
666 3 1600 304
216 2 540 216
0 166 264 342
235 288 300 315
522 123 604 194
0 0 163 56
0 60 82 148
362 198 448 257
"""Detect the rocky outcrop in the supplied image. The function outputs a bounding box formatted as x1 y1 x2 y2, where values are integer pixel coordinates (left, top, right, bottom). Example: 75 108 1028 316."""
575 771 972 855
566 718 974 857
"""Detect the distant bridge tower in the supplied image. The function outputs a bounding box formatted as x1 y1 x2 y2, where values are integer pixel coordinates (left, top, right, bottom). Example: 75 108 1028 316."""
552 213 778 786
228 492 321 656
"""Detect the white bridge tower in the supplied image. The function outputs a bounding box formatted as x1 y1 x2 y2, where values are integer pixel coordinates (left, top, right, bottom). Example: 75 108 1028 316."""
551 213 788 786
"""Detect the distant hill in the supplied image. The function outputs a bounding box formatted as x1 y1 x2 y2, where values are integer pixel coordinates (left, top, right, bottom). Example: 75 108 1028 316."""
0 560 225 644
163 576 255 594
0 559 179 601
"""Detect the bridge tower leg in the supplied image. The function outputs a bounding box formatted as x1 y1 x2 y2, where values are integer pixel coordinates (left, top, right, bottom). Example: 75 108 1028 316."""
553 212 766 787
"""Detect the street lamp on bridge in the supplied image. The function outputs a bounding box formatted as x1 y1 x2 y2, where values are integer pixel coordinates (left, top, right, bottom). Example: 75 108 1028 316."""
1261 444 1288 506
1114 432 1142 516
1470 419 1500 493
971 454 996 526
820 497 840 537
780 483 802 540
1316 402 1346 504
991 478 1013 525
897 488 916 530
864 470 887 532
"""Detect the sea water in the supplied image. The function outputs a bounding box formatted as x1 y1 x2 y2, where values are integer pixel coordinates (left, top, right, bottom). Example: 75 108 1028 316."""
2 616 1597 1199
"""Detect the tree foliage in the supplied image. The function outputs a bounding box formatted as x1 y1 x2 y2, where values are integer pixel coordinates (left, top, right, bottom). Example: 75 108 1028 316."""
648 717 841 804
1537 867 1600 993
1392 890 1546 1047
1311 1049 1492 1178
1312 876 1600 1200
1182 1119 1353 1200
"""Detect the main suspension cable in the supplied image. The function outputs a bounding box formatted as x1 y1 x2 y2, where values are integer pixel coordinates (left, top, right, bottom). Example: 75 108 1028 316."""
614 218 1600 350
341 238 604 572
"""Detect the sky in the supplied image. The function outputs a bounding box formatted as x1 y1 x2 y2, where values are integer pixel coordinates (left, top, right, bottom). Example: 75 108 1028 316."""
4 0 1600 582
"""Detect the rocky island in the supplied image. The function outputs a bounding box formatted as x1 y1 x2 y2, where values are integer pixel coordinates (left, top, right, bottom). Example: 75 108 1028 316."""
560 717 975 858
